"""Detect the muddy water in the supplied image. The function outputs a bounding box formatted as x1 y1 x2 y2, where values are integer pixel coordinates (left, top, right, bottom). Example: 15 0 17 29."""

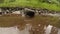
45 25 60 34
0 24 60 34
45 25 53 34
0 26 20 34
0 26 30 34
0 24 32 34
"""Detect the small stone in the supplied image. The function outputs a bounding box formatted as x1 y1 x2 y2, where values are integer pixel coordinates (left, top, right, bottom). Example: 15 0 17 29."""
37 29 39 31
32 29 35 31
38 24 40 26
26 24 30 26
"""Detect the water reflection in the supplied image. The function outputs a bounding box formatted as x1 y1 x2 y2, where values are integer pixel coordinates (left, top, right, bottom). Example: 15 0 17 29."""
58 29 60 34
45 25 53 34
0 24 60 34
45 25 60 34
0 26 20 34
0 24 31 34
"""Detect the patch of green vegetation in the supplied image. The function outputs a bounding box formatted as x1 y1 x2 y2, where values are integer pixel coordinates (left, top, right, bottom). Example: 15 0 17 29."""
0 0 60 11
0 0 4 3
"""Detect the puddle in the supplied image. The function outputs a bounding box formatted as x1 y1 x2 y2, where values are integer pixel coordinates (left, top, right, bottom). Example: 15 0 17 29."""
0 26 20 34
57 29 60 34
0 26 30 34
45 25 53 34
0 24 60 34
45 25 60 34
